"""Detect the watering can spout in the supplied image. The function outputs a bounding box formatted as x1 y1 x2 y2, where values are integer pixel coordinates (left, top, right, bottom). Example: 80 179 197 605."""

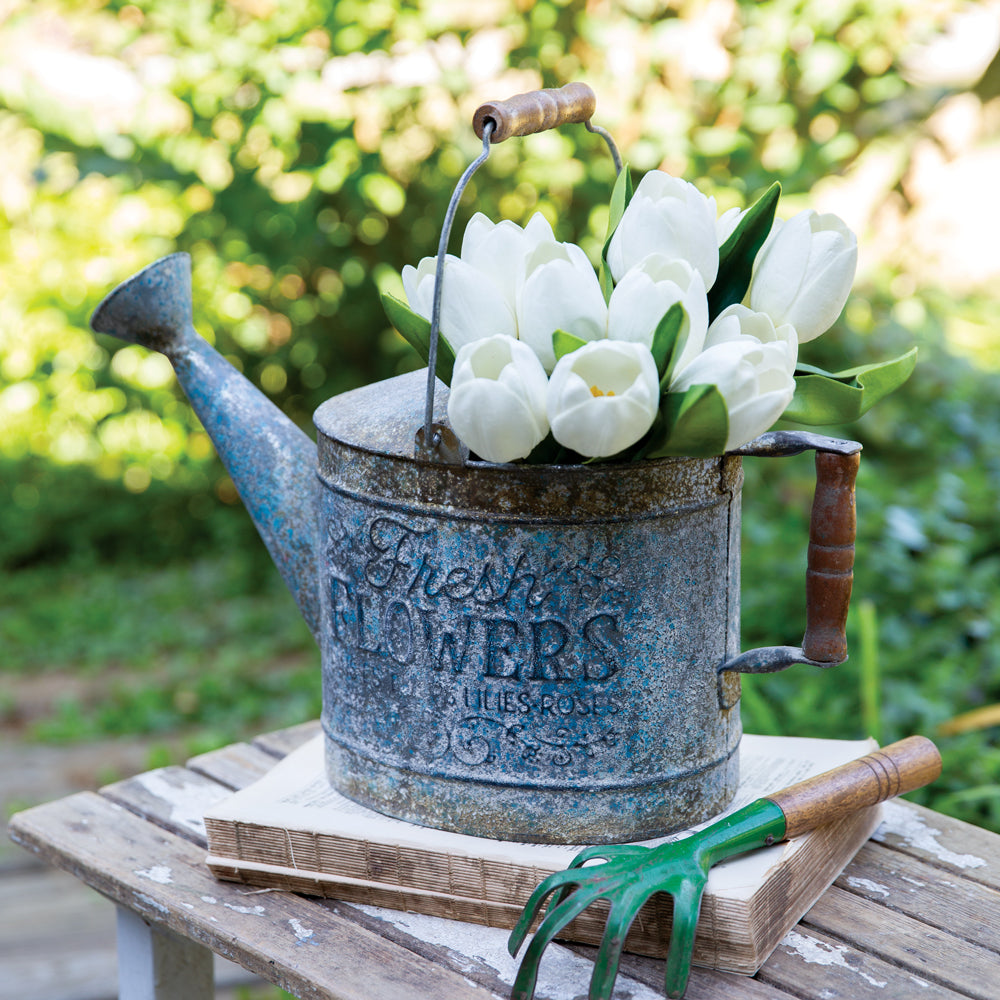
91 253 321 642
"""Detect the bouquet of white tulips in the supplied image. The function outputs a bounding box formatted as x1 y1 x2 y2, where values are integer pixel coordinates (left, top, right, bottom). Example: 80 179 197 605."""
383 168 916 464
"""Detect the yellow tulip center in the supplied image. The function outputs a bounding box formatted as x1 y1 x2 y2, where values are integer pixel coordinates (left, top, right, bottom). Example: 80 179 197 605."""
590 385 615 397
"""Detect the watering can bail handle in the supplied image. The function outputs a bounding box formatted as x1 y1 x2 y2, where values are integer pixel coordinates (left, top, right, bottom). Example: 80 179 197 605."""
474 82 595 142
717 432 861 708
418 83 621 461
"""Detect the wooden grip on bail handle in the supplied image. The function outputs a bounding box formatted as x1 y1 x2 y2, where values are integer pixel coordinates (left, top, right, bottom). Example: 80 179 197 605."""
802 450 859 663
766 736 942 840
473 83 596 143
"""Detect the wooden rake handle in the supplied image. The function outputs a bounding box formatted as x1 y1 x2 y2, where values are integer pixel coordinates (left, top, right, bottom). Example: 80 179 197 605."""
766 736 942 839
473 82 596 143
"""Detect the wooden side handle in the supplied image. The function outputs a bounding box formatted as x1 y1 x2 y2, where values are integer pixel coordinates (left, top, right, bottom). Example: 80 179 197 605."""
766 736 942 839
473 83 596 143
802 450 859 662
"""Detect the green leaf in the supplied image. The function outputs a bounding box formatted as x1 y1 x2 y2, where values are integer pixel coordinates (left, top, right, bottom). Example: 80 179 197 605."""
381 292 456 386
707 181 780 321
552 329 588 363
642 383 729 458
650 303 685 385
599 164 633 301
782 347 918 425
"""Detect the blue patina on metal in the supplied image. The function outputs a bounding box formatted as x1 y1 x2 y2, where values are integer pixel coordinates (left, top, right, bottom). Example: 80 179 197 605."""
91 254 321 640
90 253 858 845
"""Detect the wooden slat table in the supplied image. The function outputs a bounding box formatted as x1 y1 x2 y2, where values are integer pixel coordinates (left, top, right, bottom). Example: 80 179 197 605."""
8 721 1000 1000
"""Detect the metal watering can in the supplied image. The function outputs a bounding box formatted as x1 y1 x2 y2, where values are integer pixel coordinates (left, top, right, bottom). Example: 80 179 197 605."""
90 85 861 845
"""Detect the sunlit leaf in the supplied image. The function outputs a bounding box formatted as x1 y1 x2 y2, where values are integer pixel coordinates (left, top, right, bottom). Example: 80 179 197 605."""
782 348 918 425
599 164 633 301
381 292 456 386
552 329 588 362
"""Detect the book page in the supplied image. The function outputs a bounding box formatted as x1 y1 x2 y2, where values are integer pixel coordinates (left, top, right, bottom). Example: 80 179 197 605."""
205 733 876 885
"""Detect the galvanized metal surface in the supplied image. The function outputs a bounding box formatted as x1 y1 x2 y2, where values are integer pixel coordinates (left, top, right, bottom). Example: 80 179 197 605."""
90 253 321 640
315 371 744 843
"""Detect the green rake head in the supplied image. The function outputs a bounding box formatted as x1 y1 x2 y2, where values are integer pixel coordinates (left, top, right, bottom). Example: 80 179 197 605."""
508 800 786 1000
507 736 943 1000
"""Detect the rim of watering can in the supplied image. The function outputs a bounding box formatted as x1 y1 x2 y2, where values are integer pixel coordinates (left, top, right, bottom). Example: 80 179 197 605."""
418 84 622 464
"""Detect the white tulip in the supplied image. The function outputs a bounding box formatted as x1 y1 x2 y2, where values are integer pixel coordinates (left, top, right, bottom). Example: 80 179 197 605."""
517 240 608 372
671 338 796 452
447 335 550 463
547 341 659 458
606 170 719 289
460 212 554 314
607 254 709 373
748 210 858 343
705 303 798 372
402 254 517 354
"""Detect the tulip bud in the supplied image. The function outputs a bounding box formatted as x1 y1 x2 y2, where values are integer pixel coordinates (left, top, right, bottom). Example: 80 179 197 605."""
517 240 608 372
447 334 550 463
748 210 858 343
705 303 798 371
461 212 554 314
547 341 660 458
608 254 709 373
606 170 719 290
402 254 517 354
671 338 796 452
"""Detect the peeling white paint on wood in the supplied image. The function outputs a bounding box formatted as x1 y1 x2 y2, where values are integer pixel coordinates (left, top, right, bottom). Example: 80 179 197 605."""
355 904 663 1000
135 865 173 885
911 976 931 988
133 892 171 918
289 918 314 943
223 903 266 916
845 876 891 897
133 770 226 837
781 931 887 989
874 801 987 869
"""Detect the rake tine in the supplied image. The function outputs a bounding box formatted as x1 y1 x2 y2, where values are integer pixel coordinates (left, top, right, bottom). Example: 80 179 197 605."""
508 866 591 955
566 844 647 870
587 884 655 1000
511 882 610 1000
662 879 707 999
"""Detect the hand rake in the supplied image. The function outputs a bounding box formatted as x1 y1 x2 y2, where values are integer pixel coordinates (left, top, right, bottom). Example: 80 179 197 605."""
508 735 942 1000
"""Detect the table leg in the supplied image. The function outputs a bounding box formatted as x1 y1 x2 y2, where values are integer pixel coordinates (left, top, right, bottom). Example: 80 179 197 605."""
116 906 215 1000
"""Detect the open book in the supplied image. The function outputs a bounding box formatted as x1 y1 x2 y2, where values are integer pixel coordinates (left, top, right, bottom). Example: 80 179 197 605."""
205 734 879 975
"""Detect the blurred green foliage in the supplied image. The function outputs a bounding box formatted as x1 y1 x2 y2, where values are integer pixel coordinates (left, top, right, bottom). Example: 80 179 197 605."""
3 0 1000 831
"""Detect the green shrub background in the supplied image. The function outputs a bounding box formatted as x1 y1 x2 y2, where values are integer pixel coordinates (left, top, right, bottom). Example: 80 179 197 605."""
2 0 1000 831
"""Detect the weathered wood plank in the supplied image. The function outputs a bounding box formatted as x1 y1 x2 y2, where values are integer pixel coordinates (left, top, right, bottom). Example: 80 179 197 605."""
836 840 1000 955
802 884 999 998
101 758 665 1000
759 925 970 999
338 899 671 1000
253 720 321 759
874 800 999 891
100 766 233 844
561 942 799 1000
186 743 277 791
9 792 500 1000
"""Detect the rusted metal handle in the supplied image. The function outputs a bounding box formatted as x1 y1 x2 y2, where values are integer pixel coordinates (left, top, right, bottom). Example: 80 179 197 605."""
766 735 942 839
473 82 596 143
802 450 859 662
